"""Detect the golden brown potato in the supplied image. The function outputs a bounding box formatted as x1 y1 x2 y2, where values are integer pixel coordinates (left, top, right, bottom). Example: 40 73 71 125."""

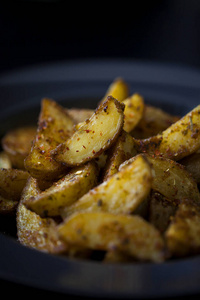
136 105 200 161
51 96 125 167
2 126 36 169
0 196 18 215
25 161 99 217
24 98 74 181
17 177 68 254
123 93 144 133
58 211 165 262
99 77 129 105
165 199 200 257
0 168 29 201
132 104 180 139
61 154 152 218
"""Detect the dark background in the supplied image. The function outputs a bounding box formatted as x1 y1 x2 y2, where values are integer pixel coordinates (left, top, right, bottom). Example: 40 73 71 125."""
1 0 200 74
1 1 200 299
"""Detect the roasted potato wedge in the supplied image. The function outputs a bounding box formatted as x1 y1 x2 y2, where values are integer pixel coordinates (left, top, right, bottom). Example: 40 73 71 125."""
136 105 200 161
132 104 180 139
2 126 36 169
61 154 152 218
51 96 125 167
123 93 144 133
0 196 18 215
25 161 99 217
0 168 29 201
58 211 165 262
17 177 67 254
165 199 200 257
66 108 94 124
102 130 137 181
100 77 129 105
24 98 74 181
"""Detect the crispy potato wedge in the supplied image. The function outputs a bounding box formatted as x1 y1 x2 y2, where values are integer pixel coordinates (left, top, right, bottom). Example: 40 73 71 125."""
17 177 67 254
132 104 180 139
0 168 29 201
0 151 12 169
180 152 200 183
51 96 125 167
136 105 200 161
61 154 152 218
58 212 165 262
2 126 36 169
165 199 200 257
100 77 129 105
123 93 144 133
25 161 99 217
102 130 137 181
148 191 177 233
24 98 74 181
145 154 200 204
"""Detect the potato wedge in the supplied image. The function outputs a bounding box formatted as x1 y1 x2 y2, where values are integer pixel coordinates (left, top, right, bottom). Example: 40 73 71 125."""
132 104 180 139
0 168 29 201
2 126 36 169
61 154 152 218
25 161 99 217
51 96 125 167
100 77 129 105
165 199 200 257
17 177 67 254
123 93 144 133
24 98 74 181
0 196 18 215
136 105 200 161
0 152 12 169
58 212 165 262
102 130 137 181
145 154 200 204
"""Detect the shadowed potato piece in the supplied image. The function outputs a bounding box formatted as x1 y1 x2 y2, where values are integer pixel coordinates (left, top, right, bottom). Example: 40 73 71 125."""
145 154 200 204
17 177 67 254
58 212 165 262
0 152 12 169
102 130 137 181
25 161 99 217
0 168 29 201
123 93 144 133
24 98 74 181
165 199 200 257
180 152 200 184
2 126 36 169
51 96 125 167
131 104 180 139
136 105 200 161
61 154 152 218
0 196 18 215
99 77 129 105
148 191 178 233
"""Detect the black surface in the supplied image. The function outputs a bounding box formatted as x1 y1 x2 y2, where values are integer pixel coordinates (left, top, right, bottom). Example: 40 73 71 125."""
0 60 200 299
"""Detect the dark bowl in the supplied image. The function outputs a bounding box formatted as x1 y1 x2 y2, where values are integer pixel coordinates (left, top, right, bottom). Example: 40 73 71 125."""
1 59 200 299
